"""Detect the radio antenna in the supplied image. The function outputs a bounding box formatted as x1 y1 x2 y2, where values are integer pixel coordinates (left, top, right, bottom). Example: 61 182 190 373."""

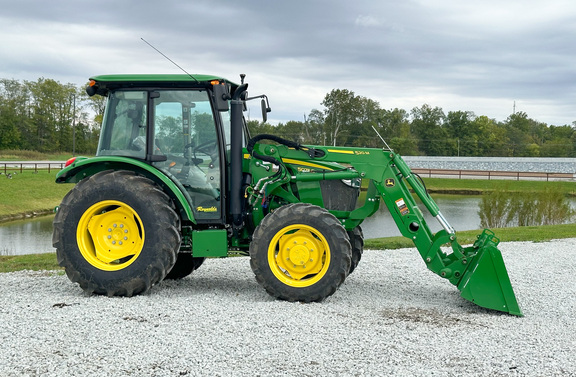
371 125 393 151
140 38 199 83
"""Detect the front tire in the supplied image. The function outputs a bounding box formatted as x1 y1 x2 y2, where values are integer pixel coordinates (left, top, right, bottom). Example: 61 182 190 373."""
347 226 364 274
53 170 180 296
249 203 351 302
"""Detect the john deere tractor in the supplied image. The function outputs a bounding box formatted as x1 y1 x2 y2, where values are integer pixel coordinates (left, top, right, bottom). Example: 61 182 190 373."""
53 74 522 315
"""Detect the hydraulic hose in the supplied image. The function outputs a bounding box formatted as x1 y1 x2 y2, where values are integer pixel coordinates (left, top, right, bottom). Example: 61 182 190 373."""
247 134 325 164
247 134 300 166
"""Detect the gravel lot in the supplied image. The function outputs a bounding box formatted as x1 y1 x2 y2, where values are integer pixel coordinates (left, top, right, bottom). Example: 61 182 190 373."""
1 239 575 377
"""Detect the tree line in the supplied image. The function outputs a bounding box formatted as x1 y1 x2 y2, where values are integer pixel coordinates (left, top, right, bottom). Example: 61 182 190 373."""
249 88 576 157
0 78 104 154
1 78 575 157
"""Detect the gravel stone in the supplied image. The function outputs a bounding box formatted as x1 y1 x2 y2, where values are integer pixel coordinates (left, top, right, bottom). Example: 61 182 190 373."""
1 238 575 376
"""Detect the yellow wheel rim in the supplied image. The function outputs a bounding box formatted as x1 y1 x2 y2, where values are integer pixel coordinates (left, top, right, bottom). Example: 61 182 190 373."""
76 200 145 271
268 224 331 288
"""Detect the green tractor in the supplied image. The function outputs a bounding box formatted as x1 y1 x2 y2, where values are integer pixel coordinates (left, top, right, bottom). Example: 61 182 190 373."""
53 74 522 315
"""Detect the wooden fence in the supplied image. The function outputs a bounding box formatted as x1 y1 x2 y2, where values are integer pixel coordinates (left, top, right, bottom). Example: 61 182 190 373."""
412 168 575 181
1 162 65 174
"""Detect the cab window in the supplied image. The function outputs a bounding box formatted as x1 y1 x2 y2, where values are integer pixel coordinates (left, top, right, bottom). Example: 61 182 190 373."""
97 91 147 158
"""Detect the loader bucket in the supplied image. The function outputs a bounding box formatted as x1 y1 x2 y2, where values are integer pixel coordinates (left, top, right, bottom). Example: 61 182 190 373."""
457 231 522 316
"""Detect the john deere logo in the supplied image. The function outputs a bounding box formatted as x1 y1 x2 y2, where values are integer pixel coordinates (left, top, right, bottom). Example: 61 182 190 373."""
197 206 217 213
385 178 395 187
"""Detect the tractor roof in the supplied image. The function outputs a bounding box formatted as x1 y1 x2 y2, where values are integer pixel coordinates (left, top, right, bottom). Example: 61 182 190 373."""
88 74 239 93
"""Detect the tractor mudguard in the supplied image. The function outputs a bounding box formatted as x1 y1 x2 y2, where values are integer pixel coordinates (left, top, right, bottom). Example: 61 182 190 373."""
55 156 195 223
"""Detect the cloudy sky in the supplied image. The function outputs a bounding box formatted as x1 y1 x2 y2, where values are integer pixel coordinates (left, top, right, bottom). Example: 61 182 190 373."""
1 0 575 126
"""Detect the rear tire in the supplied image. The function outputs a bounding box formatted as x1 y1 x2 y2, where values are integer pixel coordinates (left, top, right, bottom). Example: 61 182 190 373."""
249 203 351 302
164 253 205 280
53 170 180 296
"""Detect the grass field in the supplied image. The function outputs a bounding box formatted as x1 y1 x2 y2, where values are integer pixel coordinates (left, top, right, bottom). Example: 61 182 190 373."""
364 222 576 249
0 253 63 273
0 149 76 219
424 177 576 196
0 170 73 219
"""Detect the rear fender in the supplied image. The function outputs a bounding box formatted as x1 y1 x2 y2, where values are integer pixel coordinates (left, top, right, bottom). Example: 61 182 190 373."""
55 156 195 223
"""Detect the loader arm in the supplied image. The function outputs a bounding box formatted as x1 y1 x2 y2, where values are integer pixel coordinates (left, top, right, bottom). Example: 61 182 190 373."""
247 141 522 316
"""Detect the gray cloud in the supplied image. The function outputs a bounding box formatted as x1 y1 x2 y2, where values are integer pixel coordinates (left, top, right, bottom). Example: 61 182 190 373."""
1 0 574 126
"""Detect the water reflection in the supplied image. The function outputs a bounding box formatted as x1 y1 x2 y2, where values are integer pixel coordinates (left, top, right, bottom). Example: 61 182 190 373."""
362 195 481 239
0 215 55 256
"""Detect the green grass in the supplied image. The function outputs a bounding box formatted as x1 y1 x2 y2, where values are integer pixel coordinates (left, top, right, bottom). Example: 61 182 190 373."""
364 222 576 250
0 149 75 220
0 253 62 272
423 177 576 196
0 170 73 219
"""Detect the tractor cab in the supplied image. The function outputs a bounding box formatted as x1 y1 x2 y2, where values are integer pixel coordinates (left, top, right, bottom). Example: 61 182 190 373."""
88 74 243 223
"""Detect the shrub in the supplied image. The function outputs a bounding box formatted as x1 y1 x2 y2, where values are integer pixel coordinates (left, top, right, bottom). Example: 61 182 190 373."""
479 188 575 228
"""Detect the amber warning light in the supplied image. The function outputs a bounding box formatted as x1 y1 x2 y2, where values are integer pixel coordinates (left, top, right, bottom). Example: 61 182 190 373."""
86 80 98 96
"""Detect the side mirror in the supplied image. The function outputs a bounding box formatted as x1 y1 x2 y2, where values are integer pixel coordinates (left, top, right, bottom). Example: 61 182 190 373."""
212 83 231 111
246 94 272 122
261 98 269 123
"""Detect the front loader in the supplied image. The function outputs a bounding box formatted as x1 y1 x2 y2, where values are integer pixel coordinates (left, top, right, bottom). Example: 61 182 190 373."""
53 74 522 316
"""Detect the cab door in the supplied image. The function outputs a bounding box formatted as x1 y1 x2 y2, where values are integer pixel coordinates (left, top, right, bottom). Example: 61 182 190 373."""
151 90 224 222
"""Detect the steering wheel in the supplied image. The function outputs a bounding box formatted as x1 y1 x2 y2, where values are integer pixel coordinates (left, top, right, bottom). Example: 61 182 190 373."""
188 140 219 168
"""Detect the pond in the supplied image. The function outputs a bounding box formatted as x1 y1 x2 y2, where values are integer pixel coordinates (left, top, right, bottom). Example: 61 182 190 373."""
0 215 56 256
1 195 485 256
